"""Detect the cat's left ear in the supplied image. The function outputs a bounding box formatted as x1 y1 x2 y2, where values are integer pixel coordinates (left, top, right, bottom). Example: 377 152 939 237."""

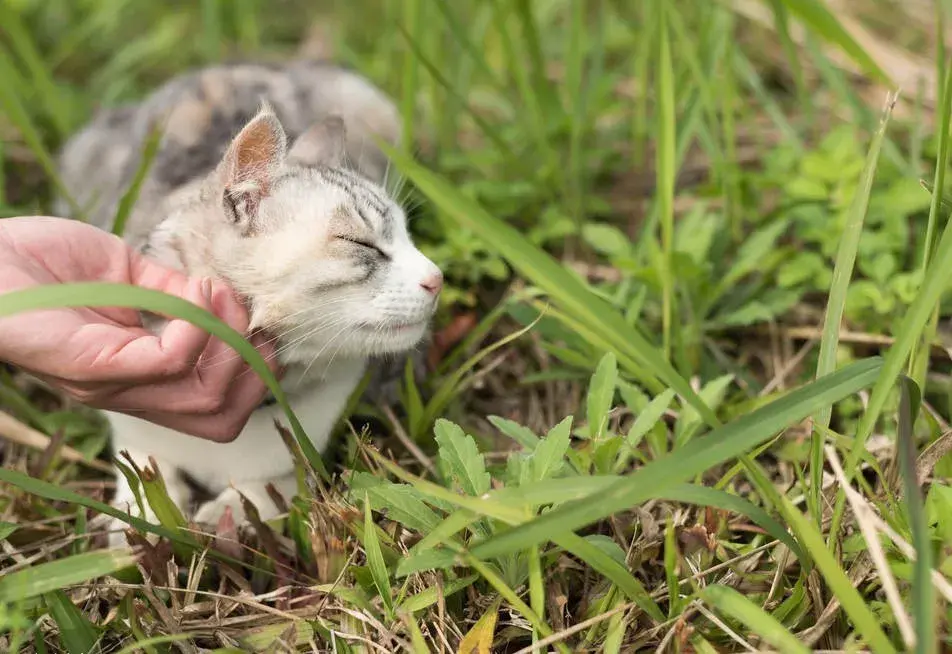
221 106 288 231
287 115 347 168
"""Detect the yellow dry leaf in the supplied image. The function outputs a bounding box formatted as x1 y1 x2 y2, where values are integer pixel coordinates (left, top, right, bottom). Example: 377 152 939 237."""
457 596 503 654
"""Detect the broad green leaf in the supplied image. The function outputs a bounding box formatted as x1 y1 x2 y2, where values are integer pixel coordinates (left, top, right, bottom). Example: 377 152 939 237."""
363 494 393 616
627 388 675 447
525 416 572 483
779 497 895 653
700 585 809 654
0 282 324 478
434 420 490 496
348 472 442 533
464 357 882 561
488 415 540 450
381 143 719 427
587 353 617 440
45 590 100 654
0 550 136 602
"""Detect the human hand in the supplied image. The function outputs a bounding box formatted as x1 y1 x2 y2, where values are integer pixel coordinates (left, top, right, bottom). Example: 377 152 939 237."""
0 216 280 442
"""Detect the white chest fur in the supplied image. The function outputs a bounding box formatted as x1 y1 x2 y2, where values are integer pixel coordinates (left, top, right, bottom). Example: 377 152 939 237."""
108 357 366 495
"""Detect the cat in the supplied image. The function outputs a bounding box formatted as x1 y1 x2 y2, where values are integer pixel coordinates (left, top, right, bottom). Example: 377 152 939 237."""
54 61 441 542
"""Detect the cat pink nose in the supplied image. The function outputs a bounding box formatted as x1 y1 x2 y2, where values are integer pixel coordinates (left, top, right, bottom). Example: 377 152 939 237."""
420 271 443 296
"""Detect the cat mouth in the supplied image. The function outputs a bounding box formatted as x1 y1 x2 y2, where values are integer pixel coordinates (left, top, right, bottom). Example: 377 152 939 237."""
363 320 426 332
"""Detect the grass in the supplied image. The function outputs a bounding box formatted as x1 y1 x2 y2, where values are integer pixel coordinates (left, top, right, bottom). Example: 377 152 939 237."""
3 0 952 651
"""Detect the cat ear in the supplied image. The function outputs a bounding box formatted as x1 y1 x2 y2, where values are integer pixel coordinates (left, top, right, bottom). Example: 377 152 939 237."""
221 106 288 231
287 116 347 169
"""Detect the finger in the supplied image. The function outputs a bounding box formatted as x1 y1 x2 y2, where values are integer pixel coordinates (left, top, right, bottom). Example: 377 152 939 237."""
116 363 271 442
85 304 279 415
73 276 216 385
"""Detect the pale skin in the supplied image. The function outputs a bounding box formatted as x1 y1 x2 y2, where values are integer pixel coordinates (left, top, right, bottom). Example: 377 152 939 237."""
0 216 279 442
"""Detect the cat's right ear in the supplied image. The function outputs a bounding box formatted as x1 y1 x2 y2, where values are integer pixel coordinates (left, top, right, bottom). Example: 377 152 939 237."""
221 107 288 233
287 116 347 169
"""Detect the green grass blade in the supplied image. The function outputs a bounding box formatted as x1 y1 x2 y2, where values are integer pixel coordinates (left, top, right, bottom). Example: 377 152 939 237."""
773 0 890 84
0 44 81 217
910 51 952 385
464 357 882 561
44 589 100 654
833 181 952 539
394 22 523 168
899 377 935 654
656 2 676 361
0 3 72 138
363 494 394 617
779 496 896 653
400 0 421 150
811 93 895 523
380 143 719 428
0 550 136 602
113 122 162 236
699 585 809 654
0 282 325 478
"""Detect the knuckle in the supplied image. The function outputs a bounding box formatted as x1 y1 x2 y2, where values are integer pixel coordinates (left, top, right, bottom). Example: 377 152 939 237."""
206 420 242 443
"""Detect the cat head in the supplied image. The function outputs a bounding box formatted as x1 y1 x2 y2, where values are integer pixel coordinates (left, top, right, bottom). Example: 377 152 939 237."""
181 105 441 366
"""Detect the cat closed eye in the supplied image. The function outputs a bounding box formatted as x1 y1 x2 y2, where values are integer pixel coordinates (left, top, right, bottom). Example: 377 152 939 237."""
338 236 387 258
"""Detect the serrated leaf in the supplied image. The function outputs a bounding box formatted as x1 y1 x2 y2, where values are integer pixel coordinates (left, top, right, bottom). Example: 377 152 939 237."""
587 352 618 440
349 472 442 533
434 420 490 496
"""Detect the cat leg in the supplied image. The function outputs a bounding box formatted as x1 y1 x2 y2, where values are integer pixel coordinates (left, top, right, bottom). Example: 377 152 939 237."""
192 473 299 527
107 452 191 549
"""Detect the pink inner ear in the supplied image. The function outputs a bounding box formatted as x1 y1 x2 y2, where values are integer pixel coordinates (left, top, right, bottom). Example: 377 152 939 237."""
229 115 284 188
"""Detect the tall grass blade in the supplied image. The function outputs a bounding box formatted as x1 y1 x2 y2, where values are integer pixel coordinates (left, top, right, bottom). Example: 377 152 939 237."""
112 122 162 236
0 45 81 217
700 585 809 654
381 144 719 427
772 0 890 83
910 50 952 385
899 377 935 654
656 2 676 361
363 495 394 617
779 496 895 652
832 177 952 539
45 589 100 654
0 550 136 602
0 3 72 138
811 93 895 524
